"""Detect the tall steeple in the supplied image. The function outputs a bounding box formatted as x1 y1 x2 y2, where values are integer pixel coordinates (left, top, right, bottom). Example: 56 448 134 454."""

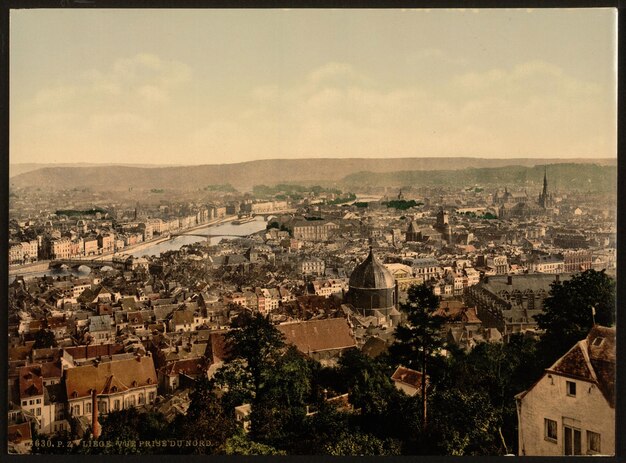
542 167 548 197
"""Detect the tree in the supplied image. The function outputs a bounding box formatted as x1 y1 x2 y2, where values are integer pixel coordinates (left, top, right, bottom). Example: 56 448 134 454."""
426 388 501 456
225 312 285 393
91 408 169 454
248 347 312 447
212 358 255 413
324 432 401 456
33 329 57 349
171 376 237 454
389 284 446 429
534 269 615 364
224 433 286 455
337 349 398 417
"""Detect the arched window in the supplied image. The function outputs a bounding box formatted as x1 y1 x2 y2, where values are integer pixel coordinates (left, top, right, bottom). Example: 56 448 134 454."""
138 393 145 404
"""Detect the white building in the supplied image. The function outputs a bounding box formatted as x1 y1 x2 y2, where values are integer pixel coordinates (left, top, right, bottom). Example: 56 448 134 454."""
515 326 615 456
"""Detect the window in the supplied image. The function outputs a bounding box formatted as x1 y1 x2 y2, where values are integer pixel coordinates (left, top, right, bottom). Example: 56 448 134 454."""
22 400 27 406
36 408 41 416
86 403 91 413
587 431 601 454
138 393 145 404
73 405 80 415
592 337 604 347
564 426 582 455
545 419 557 441
29 400 34 405
149 392 156 403
566 381 577 397
114 400 120 410
36 399 41 404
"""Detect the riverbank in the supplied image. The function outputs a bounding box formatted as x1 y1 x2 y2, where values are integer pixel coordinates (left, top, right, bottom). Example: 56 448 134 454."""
8 216 239 276
9 261 51 276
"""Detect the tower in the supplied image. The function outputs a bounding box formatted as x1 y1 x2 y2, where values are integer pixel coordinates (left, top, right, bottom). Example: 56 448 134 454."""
538 167 554 209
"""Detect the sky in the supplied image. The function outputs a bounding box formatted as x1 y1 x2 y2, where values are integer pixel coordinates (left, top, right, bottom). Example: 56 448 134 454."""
10 8 617 165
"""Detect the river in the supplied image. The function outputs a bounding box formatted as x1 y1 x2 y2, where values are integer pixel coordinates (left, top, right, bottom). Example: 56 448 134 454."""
9 217 268 282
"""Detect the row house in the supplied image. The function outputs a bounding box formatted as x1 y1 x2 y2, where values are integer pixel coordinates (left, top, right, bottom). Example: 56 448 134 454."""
97 233 115 254
147 218 167 235
529 254 565 274
410 258 442 283
83 236 99 256
562 250 593 273
168 304 208 332
298 258 326 276
18 363 68 435
50 237 72 260
310 279 347 298
9 240 39 265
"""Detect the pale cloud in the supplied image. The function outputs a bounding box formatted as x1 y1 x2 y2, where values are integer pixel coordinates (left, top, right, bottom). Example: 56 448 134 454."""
28 53 191 109
187 60 614 162
89 112 153 133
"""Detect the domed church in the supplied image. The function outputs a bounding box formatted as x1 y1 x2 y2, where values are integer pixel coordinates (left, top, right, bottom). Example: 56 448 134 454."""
347 247 399 317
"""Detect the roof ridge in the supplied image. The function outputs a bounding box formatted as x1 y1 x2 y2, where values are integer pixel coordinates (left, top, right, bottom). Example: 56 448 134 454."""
579 339 598 383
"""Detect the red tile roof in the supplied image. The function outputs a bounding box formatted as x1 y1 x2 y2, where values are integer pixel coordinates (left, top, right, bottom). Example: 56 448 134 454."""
391 366 428 390
63 343 125 361
19 365 44 399
546 325 615 407
8 422 32 443
65 356 157 400
278 318 356 354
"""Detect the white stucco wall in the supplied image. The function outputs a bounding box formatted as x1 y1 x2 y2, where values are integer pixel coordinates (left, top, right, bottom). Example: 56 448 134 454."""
517 373 614 456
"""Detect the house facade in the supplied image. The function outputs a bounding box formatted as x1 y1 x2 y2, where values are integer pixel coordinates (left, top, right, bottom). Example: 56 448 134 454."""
515 326 615 456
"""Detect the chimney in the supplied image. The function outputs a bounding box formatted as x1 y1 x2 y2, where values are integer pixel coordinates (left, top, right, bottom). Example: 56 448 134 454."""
507 275 513 285
91 388 101 439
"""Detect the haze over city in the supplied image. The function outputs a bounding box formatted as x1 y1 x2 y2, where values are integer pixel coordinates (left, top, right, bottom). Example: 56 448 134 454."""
10 8 617 166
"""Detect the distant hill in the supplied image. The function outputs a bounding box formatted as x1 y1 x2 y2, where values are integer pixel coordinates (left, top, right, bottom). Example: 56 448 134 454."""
9 157 616 191
9 162 181 178
342 163 617 193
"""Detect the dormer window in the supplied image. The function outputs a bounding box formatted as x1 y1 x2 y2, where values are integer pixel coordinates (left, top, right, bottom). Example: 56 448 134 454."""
111 386 117 393
147 378 152 384
592 337 604 347
132 380 137 388
72 391 78 398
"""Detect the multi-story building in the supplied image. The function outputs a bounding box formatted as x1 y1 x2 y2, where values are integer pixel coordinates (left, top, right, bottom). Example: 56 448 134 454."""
9 243 24 265
50 238 72 260
410 258 442 283
529 254 565 274
298 258 326 276
292 220 339 242
562 250 593 273
515 326 615 456
65 356 158 418
97 234 114 254
83 236 99 256
465 274 571 337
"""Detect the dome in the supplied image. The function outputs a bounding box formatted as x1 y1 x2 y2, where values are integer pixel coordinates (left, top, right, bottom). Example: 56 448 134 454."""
349 248 395 289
